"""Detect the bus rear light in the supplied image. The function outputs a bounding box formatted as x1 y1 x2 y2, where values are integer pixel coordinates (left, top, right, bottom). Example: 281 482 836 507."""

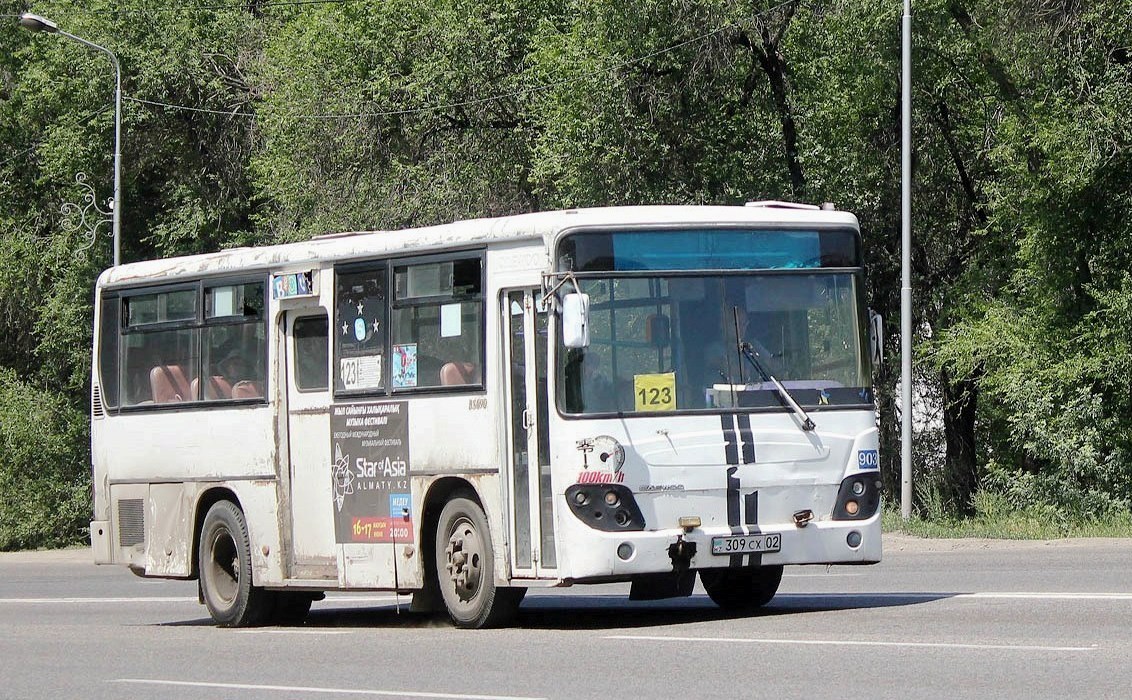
565 484 645 532
832 474 881 520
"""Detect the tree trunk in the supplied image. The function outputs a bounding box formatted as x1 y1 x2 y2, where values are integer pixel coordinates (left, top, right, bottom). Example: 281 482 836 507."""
941 368 980 513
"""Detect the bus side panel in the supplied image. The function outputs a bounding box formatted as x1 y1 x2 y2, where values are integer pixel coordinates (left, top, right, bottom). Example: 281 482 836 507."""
145 483 192 576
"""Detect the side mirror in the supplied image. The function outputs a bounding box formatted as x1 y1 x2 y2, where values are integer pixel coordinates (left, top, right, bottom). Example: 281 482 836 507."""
869 310 883 366
561 293 590 348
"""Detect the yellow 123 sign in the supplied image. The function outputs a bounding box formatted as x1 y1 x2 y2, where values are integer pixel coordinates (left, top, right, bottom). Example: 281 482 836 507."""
634 372 676 412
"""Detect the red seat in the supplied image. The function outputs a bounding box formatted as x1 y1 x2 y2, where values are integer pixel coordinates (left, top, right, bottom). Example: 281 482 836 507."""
150 365 192 403
440 362 479 386
191 375 232 400
231 380 263 399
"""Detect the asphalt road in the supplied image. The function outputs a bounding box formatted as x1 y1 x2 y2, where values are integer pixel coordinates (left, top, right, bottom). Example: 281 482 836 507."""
1 535 1130 700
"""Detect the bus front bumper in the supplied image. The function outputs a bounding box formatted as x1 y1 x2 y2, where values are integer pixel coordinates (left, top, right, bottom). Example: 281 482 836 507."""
555 513 881 582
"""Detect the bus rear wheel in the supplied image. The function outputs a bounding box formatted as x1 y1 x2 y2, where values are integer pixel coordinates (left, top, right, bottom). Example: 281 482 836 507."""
198 500 273 627
700 565 784 611
434 495 523 628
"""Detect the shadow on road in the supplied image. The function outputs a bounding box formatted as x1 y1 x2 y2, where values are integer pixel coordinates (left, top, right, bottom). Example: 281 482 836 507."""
159 591 956 630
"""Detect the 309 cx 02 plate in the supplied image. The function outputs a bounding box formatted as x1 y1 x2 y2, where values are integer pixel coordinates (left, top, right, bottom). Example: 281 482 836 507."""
711 533 782 555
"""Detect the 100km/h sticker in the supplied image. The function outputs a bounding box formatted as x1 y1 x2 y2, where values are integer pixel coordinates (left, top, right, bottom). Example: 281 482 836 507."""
711 533 782 555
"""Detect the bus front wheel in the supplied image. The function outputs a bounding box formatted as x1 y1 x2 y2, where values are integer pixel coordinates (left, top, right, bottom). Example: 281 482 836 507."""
198 500 273 627
700 565 784 611
434 495 523 628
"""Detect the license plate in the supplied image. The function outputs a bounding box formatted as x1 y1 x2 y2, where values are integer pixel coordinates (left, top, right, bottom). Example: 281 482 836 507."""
711 533 782 555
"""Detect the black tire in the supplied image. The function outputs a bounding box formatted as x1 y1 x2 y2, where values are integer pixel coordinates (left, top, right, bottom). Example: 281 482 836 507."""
198 500 273 627
700 565 784 611
434 495 523 628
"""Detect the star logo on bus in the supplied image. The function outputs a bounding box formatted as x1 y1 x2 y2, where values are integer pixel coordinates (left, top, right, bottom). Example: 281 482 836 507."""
332 443 354 511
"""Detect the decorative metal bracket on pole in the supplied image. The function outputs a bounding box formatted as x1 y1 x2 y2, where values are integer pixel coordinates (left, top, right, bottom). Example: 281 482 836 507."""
19 12 122 267
60 172 113 255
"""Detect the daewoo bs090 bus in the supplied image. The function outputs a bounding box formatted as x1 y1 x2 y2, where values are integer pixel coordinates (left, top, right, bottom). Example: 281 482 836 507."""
89 202 882 628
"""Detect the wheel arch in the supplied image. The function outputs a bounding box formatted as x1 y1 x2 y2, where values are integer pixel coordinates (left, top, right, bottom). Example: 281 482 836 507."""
419 477 483 581
190 486 241 580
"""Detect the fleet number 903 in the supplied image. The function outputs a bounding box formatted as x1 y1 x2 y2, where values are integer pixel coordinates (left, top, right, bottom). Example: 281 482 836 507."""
711 533 782 555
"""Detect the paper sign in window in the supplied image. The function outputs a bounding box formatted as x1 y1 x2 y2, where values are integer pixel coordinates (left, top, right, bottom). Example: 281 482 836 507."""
392 344 418 388
440 303 462 338
634 372 676 412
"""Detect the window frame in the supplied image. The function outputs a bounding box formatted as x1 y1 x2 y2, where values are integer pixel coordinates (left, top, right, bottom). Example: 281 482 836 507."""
292 313 330 393
110 275 268 413
332 249 486 399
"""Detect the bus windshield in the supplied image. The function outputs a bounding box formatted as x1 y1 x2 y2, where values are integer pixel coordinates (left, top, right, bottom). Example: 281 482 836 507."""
557 229 869 415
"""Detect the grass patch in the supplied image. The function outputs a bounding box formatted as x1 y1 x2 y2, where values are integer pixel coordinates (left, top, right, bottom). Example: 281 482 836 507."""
882 491 1132 539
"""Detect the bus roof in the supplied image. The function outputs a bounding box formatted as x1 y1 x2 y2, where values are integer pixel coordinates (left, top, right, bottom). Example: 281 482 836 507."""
96 204 860 289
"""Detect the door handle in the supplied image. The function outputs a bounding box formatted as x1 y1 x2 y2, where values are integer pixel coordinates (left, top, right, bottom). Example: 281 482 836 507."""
521 408 533 432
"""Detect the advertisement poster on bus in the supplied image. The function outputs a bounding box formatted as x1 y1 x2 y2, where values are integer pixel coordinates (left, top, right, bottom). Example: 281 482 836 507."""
330 401 412 544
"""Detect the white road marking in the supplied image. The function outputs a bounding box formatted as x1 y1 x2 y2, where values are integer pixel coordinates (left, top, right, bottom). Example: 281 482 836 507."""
0 594 399 605
0 596 196 604
959 592 1132 601
605 634 1097 652
112 679 546 700
775 592 1132 602
236 629 356 635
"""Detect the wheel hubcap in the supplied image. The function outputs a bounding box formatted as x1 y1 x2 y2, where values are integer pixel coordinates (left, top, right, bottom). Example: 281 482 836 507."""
444 518 483 602
207 530 239 604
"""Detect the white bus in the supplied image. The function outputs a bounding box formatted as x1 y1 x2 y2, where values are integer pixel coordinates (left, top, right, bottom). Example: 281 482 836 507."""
89 203 882 628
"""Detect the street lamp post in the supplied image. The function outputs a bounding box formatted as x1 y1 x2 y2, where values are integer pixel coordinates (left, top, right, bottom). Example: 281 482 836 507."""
19 12 122 267
900 0 913 519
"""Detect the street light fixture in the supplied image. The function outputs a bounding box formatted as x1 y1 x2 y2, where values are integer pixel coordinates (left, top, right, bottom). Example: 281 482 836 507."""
19 12 123 267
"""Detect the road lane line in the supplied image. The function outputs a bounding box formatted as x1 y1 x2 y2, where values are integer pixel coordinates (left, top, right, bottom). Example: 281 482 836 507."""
0 594 399 605
605 634 1096 652
0 596 196 604
959 592 1132 601
237 629 355 635
774 592 1132 602
112 679 546 700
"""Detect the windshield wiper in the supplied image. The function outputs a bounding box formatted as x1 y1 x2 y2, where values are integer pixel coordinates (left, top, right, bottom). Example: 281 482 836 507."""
737 340 816 432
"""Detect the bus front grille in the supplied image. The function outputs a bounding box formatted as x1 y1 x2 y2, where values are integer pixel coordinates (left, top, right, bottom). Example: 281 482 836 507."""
117 499 145 547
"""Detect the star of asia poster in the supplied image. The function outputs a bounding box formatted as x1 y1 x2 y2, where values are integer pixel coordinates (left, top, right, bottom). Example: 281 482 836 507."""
330 401 412 543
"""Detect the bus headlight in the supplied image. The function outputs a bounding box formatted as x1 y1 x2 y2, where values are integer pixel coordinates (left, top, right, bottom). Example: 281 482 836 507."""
565 484 645 532
832 474 882 520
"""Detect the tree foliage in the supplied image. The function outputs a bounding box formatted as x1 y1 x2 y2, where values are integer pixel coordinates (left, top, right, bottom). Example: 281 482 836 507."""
0 0 1129 547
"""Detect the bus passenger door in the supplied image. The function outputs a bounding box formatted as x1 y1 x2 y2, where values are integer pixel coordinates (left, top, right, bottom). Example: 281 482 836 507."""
284 311 338 580
503 289 556 578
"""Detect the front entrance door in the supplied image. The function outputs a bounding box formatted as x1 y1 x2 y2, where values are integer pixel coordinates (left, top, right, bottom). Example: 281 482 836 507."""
284 311 337 580
503 289 556 577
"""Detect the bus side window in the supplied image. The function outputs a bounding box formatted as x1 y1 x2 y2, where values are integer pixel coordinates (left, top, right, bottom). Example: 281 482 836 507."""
391 257 483 390
294 315 329 391
203 282 266 400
